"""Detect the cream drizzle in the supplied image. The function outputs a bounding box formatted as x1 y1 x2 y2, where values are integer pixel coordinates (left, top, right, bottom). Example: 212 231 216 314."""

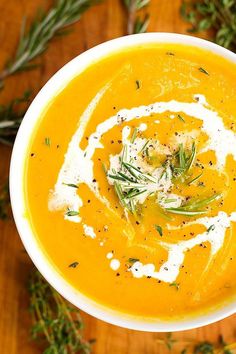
130 212 236 283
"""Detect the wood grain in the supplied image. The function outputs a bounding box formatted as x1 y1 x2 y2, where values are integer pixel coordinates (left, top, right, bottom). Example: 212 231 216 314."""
0 0 235 353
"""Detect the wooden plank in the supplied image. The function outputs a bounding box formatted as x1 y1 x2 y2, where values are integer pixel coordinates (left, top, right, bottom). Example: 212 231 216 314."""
0 0 235 353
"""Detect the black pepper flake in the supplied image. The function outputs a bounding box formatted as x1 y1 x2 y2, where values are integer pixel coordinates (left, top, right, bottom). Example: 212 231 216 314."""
116 272 120 276
30 153 35 157
56 144 60 149
136 221 140 225
92 179 96 183
87 200 91 203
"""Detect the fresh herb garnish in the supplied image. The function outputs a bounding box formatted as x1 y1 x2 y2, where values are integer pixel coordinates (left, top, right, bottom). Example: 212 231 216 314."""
65 210 79 217
169 282 180 290
177 114 185 122
154 224 163 236
130 127 138 143
45 137 51 146
207 224 215 233
69 261 79 268
0 0 100 83
181 0 236 52
187 172 203 185
63 183 79 189
29 270 91 353
0 182 10 220
198 67 209 75
165 193 221 217
128 257 140 263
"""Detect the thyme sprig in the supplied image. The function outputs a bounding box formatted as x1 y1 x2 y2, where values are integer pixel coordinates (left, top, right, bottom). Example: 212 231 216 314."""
0 90 31 145
181 0 236 51
29 270 92 354
122 0 150 34
0 182 10 220
0 0 100 82
157 332 236 353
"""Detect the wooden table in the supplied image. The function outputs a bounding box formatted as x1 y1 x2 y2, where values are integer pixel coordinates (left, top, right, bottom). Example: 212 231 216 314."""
0 0 235 353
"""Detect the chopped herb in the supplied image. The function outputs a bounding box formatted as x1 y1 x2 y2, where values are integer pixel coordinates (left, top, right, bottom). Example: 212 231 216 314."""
169 282 179 290
102 162 108 174
198 67 209 75
128 258 140 264
130 127 138 143
135 80 141 89
177 114 185 122
65 210 79 217
63 183 79 189
69 261 79 268
207 224 215 233
154 224 163 236
45 137 51 146
187 172 203 185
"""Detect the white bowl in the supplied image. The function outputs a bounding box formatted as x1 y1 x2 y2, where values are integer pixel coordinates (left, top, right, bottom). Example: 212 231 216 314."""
10 33 236 332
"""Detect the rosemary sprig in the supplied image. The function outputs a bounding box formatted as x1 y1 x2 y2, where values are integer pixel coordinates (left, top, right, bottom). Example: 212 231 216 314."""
165 193 221 216
29 270 92 353
0 0 100 82
122 0 150 34
181 0 236 52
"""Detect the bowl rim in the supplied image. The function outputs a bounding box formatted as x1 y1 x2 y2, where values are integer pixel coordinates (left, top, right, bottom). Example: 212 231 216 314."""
10 32 236 332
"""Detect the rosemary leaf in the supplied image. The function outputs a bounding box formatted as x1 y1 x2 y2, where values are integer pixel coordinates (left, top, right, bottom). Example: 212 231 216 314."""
165 208 207 216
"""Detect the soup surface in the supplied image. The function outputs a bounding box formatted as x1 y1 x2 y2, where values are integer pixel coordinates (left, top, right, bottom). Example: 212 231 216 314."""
25 43 236 319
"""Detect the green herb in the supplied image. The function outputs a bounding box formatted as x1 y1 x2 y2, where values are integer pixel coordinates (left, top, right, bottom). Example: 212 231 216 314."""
207 224 215 233
165 208 207 216
177 114 185 122
157 333 236 354
128 257 140 263
130 127 138 143
165 193 221 217
193 341 214 354
0 90 31 145
45 137 51 146
123 0 150 34
169 282 180 290
66 210 79 217
198 67 209 75
135 80 141 89
0 0 100 83
0 182 10 220
187 172 203 185
63 183 79 189
69 261 79 268
154 224 163 236
166 333 177 350
170 142 196 179
29 270 91 353
181 0 236 52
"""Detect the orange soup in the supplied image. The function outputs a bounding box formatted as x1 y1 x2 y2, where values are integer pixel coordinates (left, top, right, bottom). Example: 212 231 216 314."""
24 44 236 319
